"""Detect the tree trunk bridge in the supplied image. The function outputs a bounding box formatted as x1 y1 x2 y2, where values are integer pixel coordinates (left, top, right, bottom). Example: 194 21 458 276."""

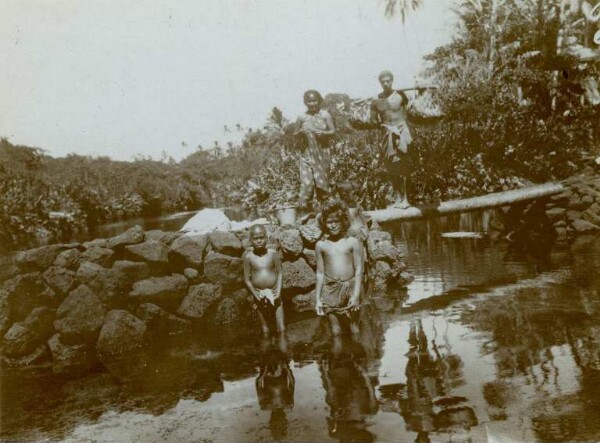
364 182 565 223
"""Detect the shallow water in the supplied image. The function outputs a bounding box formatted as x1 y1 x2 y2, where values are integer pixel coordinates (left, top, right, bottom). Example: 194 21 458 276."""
2 211 600 443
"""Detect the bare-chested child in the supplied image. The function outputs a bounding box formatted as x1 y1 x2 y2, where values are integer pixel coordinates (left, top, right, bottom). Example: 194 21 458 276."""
315 199 364 336
244 224 285 335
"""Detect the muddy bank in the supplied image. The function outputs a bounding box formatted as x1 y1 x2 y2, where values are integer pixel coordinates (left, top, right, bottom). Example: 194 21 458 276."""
0 220 411 379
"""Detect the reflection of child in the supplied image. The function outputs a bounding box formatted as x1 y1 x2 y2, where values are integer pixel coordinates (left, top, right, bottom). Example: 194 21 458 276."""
315 199 364 336
256 337 295 441
320 336 377 442
243 224 284 335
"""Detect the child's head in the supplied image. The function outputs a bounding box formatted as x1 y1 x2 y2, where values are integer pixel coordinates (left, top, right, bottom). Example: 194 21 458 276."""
319 198 350 237
303 90 323 113
249 224 268 250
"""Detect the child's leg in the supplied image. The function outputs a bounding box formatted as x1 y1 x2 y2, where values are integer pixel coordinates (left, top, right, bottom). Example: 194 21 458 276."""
274 303 285 333
256 305 270 336
328 313 342 336
298 162 314 209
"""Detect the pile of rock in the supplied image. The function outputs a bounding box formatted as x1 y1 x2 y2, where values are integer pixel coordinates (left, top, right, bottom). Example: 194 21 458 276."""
0 221 410 376
488 172 600 244
546 174 600 241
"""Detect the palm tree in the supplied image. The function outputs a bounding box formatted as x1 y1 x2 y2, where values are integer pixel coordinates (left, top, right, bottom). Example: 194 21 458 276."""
383 0 424 23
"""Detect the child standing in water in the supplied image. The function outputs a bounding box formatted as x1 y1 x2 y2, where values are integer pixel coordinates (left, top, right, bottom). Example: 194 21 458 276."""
244 224 285 335
315 199 364 336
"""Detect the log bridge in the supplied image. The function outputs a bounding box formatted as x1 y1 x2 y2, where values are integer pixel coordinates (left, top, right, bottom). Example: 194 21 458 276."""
365 182 566 223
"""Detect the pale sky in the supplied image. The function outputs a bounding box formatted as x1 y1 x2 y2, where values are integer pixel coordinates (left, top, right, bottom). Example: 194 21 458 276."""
0 0 456 161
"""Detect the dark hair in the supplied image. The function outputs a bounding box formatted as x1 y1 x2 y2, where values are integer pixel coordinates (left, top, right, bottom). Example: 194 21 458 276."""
319 198 350 235
303 89 323 106
249 224 267 237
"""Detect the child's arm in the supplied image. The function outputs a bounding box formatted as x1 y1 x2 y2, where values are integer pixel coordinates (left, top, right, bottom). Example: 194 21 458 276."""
348 238 363 311
315 110 336 137
273 250 283 299
314 241 325 316
243 252 259 299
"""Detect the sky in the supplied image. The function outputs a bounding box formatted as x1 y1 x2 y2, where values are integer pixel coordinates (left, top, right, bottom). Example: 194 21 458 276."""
0 0 456 161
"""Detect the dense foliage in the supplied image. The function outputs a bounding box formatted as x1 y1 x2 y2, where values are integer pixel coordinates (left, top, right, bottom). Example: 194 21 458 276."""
0 139 211 251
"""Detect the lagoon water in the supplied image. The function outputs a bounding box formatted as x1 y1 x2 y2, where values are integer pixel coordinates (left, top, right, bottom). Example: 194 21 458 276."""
2 211 600 442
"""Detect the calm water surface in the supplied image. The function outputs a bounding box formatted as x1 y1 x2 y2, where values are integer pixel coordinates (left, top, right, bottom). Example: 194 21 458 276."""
2 211 600 443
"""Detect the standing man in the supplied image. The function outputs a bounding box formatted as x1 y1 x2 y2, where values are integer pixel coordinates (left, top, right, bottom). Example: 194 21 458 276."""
352 70 415 209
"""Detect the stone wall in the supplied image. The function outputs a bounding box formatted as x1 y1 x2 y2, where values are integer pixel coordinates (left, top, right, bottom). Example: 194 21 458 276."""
488 172 600 244
0 220 410 376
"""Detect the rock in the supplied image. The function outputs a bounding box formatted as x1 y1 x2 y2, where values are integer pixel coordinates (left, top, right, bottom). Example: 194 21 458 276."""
545 207 566 222
589 202 600 216
368 240 400 263
42 266 76 295
145 230 181 245
554 220 567 227
299 221 322 246
54 285 106 344
209 231 244 256
571 219 600 233
136 303 192 337
1 343 50 368
291 290 315 313
303 248 317 269
555 226 568 241
107 225 145 250
573 183 598 197
0 289 11 336
203 251 244 287
112 260 151 284
80 247 114 267
370 260 392 291
2 307 54 357
278 229 303 258
582 195 595 206
0 262 20 284
183 267 201 282
2 323 38 357
76 260 105 285
15 244 77 272
3 272 45 320
212 296 252 328
582 209 600 227
169 235 208 269
180 208 232 235
47 333 94 373
96 310 148 381
566 210 583 223
125 240 169 263
282 258 315 292
84 238 109 249
23 306 55 337
568 197 587 211
53 249 82 270
129 274 189 308
177 283 222 320
76 262 128 307
368 230 393 244
549 193 569 205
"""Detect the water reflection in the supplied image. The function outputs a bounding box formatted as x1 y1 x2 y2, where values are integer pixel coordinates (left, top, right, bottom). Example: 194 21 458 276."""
379 319 477 443
319 335 378 442
3 211 600 442
255 335 295 441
